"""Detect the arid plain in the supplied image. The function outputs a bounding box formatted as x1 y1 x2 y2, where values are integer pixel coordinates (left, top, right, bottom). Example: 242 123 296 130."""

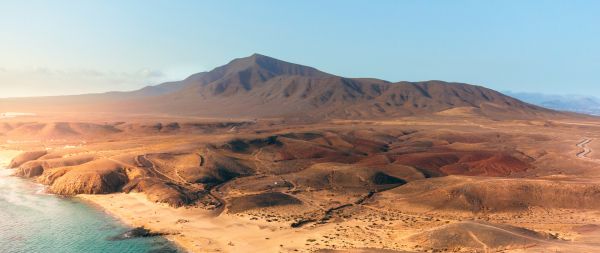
3 55 600 253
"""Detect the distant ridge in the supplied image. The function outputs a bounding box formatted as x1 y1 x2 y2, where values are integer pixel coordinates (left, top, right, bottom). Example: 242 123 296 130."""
505 91 600 116
0 54 563 120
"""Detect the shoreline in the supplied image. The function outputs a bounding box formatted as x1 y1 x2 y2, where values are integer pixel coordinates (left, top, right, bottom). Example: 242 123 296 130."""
0 148 335 253
0 150 182 253
0 149 181 252
77 193 193 253
76 193 339 253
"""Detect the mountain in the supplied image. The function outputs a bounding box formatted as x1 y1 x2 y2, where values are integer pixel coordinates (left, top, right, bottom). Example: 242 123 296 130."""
0 54 561 120
505 91 600 116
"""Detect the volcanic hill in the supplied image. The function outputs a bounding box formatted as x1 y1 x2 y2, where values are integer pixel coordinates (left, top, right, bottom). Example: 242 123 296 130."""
0 54 559 120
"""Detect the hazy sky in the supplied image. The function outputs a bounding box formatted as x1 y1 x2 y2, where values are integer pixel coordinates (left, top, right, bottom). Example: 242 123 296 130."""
0 0 599 98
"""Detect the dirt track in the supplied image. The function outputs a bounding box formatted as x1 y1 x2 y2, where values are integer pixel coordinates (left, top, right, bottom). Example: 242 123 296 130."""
577 139 592 158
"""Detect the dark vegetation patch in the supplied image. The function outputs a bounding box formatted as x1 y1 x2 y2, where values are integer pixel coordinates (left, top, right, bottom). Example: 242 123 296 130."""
227 192 302 213
280 132 323 141
372 172 407 185
224 135 282 153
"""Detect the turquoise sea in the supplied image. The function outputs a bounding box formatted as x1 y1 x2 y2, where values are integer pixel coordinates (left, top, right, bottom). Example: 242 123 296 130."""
0 166 181 253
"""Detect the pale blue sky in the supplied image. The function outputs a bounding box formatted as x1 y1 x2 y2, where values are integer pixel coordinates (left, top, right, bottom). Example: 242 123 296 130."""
0 0 598 97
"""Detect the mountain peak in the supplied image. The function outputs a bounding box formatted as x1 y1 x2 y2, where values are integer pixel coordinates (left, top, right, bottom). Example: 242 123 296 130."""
248 52 270 59
172 54 334 96
224 54 332 78
95 54 558 120
234 53 271 64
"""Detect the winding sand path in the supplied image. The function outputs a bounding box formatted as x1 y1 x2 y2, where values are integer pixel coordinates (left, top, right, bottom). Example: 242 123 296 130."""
136 155 177 182
199 147 227 215
577 139 593 159
136 153 226 214
468 231 489 253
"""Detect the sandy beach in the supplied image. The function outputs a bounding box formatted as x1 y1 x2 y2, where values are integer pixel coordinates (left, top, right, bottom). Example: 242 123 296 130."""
78 193 343 253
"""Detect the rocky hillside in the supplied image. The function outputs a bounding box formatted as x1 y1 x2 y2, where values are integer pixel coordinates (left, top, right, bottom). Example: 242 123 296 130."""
0 54 560 120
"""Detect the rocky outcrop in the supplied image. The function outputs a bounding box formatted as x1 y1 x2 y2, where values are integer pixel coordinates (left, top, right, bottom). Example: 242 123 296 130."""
14 154 96 178
8 150 47 168
41 159 128 195
109 227 167 240
14 160 44 178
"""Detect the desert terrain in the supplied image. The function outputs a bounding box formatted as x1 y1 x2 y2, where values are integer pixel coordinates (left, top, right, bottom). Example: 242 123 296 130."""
3 55 600 253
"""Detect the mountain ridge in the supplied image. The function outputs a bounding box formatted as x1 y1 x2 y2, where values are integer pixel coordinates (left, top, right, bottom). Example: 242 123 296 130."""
0 54 562 120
